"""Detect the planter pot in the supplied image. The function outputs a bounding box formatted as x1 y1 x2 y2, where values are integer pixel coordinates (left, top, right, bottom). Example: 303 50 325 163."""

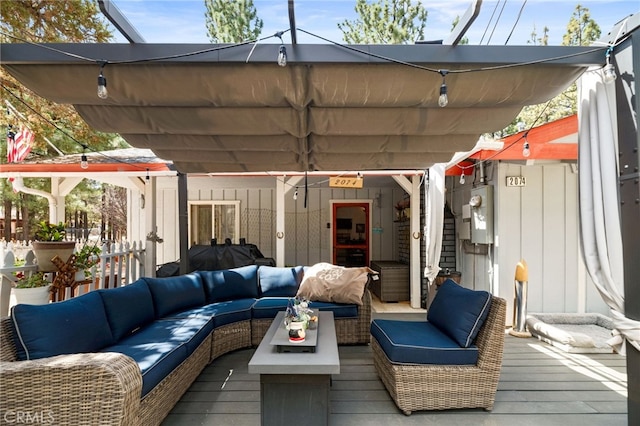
13 286 51 305
32 241 76 272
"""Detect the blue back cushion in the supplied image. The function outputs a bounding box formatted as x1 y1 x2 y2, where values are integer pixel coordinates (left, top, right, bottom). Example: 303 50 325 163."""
198 265 259 303
427 279 492 348
11 291 115 360
144 273 206 317
99 279 156 341
258 266 303 297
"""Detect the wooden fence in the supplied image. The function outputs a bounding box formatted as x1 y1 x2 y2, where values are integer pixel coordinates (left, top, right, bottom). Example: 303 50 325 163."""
0 240 146 316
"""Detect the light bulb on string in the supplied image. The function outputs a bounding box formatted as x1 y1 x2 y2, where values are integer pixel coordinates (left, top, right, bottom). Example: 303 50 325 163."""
80 153 89 169
602 47 616 84
278 45 287 67
522 141 531 158
459 170 465 185
97 61 108 99
438 69 449 108
293 187 298 200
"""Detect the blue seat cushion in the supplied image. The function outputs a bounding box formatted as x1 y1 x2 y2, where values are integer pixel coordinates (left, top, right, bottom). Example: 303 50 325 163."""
258 266 303 297
167 299 255 328
198 265 259 303
101 317 211 396
99 279 156 340
371 319 479 365
251 297 289 319
252 298 358 319
427 279 492 348
144 273 206 318
308 301 358 318
11 291 115 360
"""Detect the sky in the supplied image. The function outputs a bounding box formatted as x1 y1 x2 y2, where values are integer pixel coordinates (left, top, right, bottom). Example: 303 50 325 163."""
108 0 639 46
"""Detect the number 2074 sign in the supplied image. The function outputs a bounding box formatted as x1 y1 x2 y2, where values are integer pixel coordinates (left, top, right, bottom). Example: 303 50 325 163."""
506 176 526 187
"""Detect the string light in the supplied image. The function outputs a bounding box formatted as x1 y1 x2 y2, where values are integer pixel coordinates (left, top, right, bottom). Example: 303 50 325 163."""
459 170 465 185
146 168 150 181
275 31 287 67
80 153 89 169
438 69 449 107
522 133 531 157
293 187 298 200
97 61 108 99
602 46 616 84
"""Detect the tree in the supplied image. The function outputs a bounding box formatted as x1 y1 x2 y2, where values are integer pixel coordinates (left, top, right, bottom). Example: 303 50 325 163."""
204 0 263 43
338 0 428 44
0 0 122 239
499 5 600 137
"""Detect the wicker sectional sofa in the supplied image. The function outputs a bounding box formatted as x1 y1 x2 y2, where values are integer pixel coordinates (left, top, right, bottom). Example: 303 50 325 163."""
0 264 372 426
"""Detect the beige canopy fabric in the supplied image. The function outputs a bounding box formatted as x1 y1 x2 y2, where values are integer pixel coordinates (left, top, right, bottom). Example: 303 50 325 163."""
1 43 602 173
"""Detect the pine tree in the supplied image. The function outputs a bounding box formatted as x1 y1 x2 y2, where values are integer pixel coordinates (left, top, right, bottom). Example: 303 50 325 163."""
204 0 263 43
337 0 428 44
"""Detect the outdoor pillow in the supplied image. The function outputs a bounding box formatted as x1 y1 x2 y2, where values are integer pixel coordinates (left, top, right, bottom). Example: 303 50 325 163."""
427 279 492 348
198 264 259 303
258 265 304 297
99 278 156 340
144 273 206 317
296 262 372 305
11 291 115 360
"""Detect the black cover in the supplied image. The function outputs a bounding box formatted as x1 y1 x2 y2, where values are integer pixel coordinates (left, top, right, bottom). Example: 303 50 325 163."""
187 243 267 272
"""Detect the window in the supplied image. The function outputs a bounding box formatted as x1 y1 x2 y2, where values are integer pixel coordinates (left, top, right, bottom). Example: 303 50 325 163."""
189 201 240 245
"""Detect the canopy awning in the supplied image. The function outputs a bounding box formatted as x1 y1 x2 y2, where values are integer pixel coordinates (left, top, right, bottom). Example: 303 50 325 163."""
0 43 604 173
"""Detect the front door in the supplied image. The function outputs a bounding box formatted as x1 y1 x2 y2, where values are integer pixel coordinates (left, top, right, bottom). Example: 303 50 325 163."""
332 202 370 267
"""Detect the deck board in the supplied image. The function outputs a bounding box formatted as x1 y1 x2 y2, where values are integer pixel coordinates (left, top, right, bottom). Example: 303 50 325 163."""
162 334 628 426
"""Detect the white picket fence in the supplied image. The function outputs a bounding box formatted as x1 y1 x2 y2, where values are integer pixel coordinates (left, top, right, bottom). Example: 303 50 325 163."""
0 240 146 316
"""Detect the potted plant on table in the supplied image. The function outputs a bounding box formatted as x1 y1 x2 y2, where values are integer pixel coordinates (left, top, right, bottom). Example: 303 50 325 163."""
13 272 52 305
31 221 76 272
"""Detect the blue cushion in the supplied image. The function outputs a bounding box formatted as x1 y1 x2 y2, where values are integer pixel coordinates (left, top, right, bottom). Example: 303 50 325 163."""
252 298 359 319
99 279 156 340
258 266 303 297
198 265 259 303
11 292 115 360
168 299 255 328
251 297 290 319
308 301 358 318
371 319 479 365
101 317 211 396
427 279 492 348
144 273 206 318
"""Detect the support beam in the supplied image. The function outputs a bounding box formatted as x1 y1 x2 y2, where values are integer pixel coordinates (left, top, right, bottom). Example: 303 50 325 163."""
444 0 483 46
177 172 189 275
288 0 297 44
275 175 303 266
98 0 145 43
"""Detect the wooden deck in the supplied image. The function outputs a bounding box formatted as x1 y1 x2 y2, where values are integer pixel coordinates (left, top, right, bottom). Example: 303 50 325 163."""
162 333 628 425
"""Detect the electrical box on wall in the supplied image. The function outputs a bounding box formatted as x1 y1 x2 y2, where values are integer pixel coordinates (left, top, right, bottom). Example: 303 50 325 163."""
459 204 471 240
470 185 494 244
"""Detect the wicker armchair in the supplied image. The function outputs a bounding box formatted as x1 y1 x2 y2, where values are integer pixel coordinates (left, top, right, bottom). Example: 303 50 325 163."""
371 296 506 415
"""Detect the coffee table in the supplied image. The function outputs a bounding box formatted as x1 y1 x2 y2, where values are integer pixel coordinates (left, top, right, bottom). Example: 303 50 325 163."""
248 311 340 426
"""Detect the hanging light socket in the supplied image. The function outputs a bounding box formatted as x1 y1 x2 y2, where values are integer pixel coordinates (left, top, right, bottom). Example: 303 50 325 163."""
438 69 449 107
459 171 465 185
522 141 531 158
278 45 287 67
603 47 616 84
80 153 89 169
97 62 108 99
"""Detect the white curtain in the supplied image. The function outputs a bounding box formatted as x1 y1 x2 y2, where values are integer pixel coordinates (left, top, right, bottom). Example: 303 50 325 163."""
578 69 640 354
424 164 445 288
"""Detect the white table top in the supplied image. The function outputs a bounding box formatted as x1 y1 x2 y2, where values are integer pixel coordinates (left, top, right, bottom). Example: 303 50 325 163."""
248 311 340 375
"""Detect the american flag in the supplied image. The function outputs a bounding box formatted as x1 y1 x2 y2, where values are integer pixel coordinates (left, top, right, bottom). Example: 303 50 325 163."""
7 125 34 163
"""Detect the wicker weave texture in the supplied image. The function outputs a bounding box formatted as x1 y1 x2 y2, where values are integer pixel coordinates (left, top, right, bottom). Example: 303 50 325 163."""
0 352 142 425
212 320 251 360
371 296 506 415
138 334 212 426
0 316 18 362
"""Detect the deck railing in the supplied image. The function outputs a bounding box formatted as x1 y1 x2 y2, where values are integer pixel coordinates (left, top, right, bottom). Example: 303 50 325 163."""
0 240 146 316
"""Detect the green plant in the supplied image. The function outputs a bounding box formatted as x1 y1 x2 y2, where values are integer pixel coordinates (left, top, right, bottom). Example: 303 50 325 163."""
15 272 50 288
74 242 101 273
34 221 67 242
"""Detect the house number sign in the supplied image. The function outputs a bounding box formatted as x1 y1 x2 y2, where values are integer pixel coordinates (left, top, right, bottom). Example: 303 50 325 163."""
506 176 527 187
329 177 363 188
